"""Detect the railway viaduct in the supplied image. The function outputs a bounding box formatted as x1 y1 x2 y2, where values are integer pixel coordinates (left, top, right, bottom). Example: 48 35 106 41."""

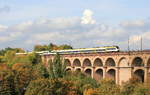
41 51 150 85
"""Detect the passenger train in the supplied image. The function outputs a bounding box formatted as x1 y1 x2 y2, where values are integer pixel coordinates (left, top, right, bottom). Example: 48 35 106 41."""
15 46 120 55
50 46 119 55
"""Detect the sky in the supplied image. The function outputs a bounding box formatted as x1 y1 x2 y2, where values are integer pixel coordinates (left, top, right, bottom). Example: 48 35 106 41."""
0 0 150 51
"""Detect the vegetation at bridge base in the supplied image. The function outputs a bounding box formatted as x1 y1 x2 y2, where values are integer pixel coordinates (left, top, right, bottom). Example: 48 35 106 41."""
0 64 16 95
120 77 150 95
0 44 150 95
64 71 99 95
48 53 67 79
25 78 78 95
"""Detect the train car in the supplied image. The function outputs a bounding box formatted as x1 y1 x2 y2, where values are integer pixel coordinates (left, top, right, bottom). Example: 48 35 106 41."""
105 46 119 52
50 46 119 54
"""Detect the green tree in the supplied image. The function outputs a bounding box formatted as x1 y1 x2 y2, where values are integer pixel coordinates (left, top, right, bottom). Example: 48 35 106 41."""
14 54 30 64
0 56 5 63
25 79 52 95
12 63 41 95
25 78 78 95
0 64 16 95
2 48 25 65
121 77 142 95
48 43 58 50
96 79 120 95
64 71 99 95
0 47 25 56
27 52 41 64
131 84 150 95
48 53 66 79
59 44 73 49
34 63 49 78
34 45 49 51
4 50 16 65
121 77 150 95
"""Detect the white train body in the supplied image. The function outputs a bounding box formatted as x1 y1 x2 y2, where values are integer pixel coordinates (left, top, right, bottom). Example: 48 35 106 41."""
16 46 120 55
50 46 119 54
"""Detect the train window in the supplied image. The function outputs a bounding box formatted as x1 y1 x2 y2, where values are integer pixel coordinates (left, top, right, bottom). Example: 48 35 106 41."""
96 49 105 51
107 48 116 50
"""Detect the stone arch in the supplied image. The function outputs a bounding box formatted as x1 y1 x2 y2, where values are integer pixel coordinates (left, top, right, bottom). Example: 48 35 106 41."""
132 57 144 67
83 58 92 67
118 57 130 85
73 59 81 67
65 67 72 72
75 68 82 72
64 59 71 66
118 57 128 67
106 69 116 80
133 69 145 82
93 58 103 67
147 58 150 67
105 58 116 66
95 69 103 80
84 68 92 77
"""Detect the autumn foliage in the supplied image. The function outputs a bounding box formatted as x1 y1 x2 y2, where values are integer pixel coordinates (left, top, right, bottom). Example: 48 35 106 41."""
0 45 149 95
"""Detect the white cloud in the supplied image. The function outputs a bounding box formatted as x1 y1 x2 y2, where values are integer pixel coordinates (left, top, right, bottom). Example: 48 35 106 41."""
14 21 33 31
0 36 10 42
0 25 8 32
81 9 96 24
0 12 150 50
121 19 145 27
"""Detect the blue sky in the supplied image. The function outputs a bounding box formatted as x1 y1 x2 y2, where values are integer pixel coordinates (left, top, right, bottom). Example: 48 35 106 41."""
1 0 150 25
0 0 150 50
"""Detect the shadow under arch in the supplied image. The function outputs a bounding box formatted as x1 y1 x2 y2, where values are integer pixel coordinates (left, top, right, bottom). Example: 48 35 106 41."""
147 58 150 67
64 59 71 66
84 68 92 77
133 69 145 82
132 57 144 67
93 58 103 67
73 59 81 67
65 68 72 72
83 58 92 67
75 68 82 72
106 69 116 81
95 69 103 80
105 58 116 67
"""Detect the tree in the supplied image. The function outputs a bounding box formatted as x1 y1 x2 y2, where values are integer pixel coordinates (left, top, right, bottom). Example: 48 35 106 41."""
34 63 49 78
0 47 25 56
12 63 41 95
0 56 5 63
48 53 66 79
84 88 98 95
14 54 30 64
2 48 25 65
0 64 16 95
27 52 41 64
121 77 150 95
25 78 78 95
4 50 16 65
25 78 52 95
131 84 150 95
48 43 58 50
34 45 49 51
64 71 99 95
96 79 120 95
13 48 25 53
59 44 73 49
